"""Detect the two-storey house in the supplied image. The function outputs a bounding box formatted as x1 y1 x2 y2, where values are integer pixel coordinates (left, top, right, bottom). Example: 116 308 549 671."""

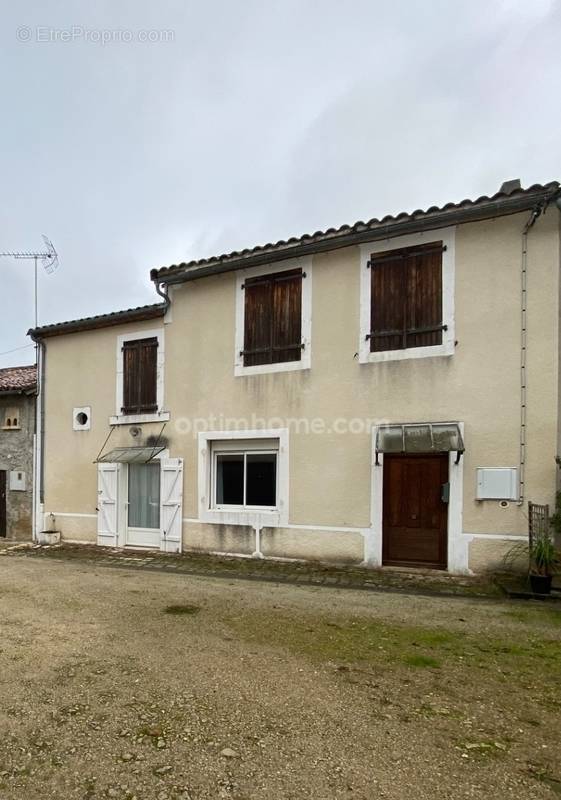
29 180 561 573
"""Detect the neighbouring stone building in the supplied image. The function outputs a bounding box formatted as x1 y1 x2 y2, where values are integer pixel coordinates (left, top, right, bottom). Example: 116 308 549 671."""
0 365 36 540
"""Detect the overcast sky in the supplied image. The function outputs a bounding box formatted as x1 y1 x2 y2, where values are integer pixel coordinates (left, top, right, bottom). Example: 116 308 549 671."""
1 0 560 367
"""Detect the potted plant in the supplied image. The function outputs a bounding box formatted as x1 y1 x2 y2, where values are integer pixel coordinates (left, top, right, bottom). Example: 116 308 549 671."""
528 534 558 595
503 530 559 596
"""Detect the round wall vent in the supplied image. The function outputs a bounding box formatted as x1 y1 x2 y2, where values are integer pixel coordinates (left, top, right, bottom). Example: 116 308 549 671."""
129 426 142 438
73 407 91 431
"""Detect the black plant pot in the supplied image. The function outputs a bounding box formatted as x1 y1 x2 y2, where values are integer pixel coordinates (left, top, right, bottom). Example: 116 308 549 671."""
530 574 553 595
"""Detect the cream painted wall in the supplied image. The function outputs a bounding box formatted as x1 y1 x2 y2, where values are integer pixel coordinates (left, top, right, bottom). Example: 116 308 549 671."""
41 209 561 567
43 318 168 516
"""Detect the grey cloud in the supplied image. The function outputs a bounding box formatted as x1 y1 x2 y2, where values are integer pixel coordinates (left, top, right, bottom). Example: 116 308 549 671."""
1 0 559 366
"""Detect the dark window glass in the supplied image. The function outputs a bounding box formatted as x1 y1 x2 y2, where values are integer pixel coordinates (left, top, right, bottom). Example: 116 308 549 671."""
246 453 277 506
216 454 244 505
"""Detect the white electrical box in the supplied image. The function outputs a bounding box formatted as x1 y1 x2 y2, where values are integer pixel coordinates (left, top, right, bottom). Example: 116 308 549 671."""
9 470 26 491
476 468 518 501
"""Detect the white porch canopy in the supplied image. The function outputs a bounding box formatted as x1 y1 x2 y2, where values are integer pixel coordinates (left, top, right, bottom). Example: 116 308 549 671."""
375 423 464 464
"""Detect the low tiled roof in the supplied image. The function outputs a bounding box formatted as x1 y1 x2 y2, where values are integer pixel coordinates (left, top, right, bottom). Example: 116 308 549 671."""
153 181 560 285
0 364 37 393
29 303 166 339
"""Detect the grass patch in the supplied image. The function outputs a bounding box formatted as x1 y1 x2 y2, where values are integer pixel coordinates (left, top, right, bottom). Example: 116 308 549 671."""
460 739 509 759
226 610 561 684
402 654 440 668
503 607 561 627
163 604 201 615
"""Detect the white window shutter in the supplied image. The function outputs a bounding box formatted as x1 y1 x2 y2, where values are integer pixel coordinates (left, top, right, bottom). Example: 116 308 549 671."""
97 463 119 547
160 458 183 553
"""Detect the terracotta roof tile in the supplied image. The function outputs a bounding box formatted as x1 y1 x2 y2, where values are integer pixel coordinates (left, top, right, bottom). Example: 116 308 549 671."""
29 303 166 339
153 181 560 284
0 364 37 393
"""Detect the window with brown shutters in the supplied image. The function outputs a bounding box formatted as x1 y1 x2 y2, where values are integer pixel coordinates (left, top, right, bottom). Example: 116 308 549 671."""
122 337 158 414
242 269 303 367
368 241 445 352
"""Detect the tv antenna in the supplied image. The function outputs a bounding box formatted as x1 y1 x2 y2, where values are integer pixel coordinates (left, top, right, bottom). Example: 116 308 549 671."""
0 235 59 329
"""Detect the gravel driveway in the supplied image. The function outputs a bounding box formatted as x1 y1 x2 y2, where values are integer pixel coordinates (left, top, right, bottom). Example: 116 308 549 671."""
0 556 559 799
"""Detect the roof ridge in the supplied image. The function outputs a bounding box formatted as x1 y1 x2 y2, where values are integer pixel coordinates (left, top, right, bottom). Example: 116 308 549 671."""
154 181 560 281
29 302 166 338
0 364 36 372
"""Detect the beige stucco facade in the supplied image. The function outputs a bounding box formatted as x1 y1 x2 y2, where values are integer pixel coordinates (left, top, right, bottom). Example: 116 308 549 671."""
38 207 561 573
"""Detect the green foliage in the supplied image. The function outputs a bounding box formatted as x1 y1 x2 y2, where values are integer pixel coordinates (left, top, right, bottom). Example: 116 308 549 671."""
503 535 559 576
550 489 561 537
531 535 559 576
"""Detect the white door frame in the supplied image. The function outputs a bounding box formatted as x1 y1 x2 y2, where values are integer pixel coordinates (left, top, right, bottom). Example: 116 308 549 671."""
368 423 468 573
116 450 169 549
123 461 161 549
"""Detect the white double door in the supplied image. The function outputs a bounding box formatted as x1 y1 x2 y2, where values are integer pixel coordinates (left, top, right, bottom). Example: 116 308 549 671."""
97 458 183 552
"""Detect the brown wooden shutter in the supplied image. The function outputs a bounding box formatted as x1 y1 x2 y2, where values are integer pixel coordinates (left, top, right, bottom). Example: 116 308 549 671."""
369 242 443 352
370 252 405 352
122 342 139 413
406 243 442 348
272 270 302 364
243 269 302 366
244 277 273 367
122 337 158 414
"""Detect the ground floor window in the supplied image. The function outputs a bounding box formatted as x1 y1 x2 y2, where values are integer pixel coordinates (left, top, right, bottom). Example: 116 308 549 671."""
213 440 278 510
128 462 160 529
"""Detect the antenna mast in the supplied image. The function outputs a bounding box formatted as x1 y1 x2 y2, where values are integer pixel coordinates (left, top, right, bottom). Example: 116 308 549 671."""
0 235 59 329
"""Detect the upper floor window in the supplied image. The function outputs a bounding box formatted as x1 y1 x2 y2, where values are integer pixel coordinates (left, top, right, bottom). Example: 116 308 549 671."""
368 241 444 353
122 337 158 415
359 228 455 364
235 257 312 377
242 269 302 367
111 328 169 425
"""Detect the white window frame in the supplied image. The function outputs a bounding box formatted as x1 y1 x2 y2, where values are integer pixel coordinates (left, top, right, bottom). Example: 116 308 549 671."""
359 227 456 364
198 429 289 526
110 328 170 425
234 256 312 377
212 442 279 512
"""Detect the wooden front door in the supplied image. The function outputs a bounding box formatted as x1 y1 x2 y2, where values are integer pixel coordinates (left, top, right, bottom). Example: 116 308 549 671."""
0 470 6 538
383 454 448 569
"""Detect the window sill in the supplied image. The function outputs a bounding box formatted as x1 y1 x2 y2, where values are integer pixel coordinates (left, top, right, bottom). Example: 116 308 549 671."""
359 341 455 364
201 508 281 526
109 411 170 426
1 426 21 431
235 360 310 377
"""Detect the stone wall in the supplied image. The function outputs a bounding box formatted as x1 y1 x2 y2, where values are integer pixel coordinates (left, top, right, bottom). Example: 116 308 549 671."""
0 394 34 540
